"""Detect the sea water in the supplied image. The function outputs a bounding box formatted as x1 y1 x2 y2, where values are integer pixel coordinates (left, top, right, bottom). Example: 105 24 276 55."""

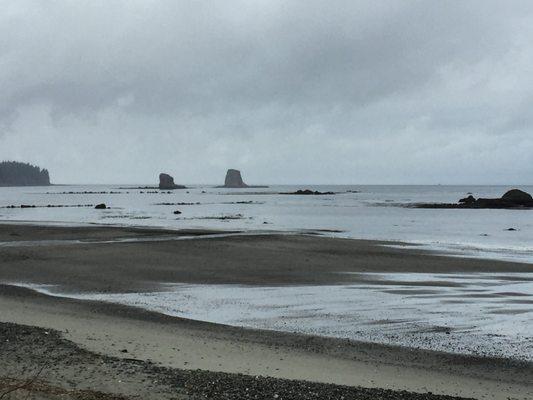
13 271 533 361
3 184 533 360
1 184 532 263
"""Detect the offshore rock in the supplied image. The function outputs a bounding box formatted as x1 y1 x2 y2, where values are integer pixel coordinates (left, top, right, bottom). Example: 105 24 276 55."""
159 173 186 190
501 189 533 205
413 189 533 209
223 169 248 188
283 189 336 195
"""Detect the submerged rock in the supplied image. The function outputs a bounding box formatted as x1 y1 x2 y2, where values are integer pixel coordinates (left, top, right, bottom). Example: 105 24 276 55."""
283 189 336 195
159 173 186 190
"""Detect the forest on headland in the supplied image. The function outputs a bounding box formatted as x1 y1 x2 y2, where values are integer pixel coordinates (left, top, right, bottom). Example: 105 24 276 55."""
0 161 50 186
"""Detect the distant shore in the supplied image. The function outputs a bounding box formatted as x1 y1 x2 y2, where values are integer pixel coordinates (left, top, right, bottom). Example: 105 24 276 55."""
0 223 532 399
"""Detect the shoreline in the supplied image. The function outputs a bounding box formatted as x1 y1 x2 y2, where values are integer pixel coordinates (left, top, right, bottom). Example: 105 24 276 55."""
1 222 532 399
2 219 533 266
0 321 478 400
2 284 532 400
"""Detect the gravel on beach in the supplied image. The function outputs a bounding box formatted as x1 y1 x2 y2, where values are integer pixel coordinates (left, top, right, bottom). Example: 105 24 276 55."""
0 322 473 400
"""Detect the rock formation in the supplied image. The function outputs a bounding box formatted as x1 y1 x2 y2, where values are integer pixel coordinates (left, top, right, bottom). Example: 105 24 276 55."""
218 169 268 188
283 189 336 195
0 161 50 186
223 169 248 188
159 173 186 190
501 189 533 205
458 195 476 205
415 189 533 209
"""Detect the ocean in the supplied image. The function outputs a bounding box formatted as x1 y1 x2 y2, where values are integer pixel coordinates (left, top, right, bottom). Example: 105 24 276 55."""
2 184 533 361
1 184 532 263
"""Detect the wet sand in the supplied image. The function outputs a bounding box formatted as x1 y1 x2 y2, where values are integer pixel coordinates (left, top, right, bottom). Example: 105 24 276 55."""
1 223 533 399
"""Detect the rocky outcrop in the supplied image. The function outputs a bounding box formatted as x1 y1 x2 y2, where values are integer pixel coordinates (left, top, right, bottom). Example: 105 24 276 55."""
414 189 533 209
223 169 248 188
0 161 50 186
283 189 336 195
458 195 476 205
501 189 533 205
218 169 268 188
159 173 186 190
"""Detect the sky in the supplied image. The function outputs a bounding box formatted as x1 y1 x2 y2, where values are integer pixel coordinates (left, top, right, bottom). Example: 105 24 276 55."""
1 1 533 185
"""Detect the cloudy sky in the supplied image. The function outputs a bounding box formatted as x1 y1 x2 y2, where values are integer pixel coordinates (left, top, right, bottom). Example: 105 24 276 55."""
1 1 533 184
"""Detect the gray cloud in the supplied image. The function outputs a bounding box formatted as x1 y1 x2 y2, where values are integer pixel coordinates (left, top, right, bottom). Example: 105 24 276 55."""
1 0 533 184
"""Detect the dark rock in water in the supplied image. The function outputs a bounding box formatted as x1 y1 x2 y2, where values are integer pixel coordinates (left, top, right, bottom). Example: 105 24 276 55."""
159 173 186 190
223 169 248 188
218 169 268 188
94 203 107 209
459 195 476 204
501 189 533 205
284 189 336 195
173 210 182 215
0 161 50 186
475 189 533 208
506 228 517 231
413 188 533 209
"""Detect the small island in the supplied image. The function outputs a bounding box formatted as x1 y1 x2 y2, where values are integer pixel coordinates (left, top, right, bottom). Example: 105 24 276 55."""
218 169 268 188
159 173 186 190
0 161 50 186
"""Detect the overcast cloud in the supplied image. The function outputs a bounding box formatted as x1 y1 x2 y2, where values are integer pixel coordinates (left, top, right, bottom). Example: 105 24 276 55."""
1 1 533 184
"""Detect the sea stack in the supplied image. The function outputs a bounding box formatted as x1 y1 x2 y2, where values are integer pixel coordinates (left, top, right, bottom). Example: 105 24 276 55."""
158 173 186 190
223 169 248 188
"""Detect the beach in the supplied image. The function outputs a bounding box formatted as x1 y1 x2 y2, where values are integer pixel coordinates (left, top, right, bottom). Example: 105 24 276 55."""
1 223 532 399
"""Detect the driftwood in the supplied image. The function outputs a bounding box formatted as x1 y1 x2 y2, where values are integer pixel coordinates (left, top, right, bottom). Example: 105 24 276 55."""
0 364 46 399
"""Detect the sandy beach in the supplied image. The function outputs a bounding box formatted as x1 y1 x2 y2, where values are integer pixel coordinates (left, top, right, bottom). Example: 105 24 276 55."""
1 223 532 400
